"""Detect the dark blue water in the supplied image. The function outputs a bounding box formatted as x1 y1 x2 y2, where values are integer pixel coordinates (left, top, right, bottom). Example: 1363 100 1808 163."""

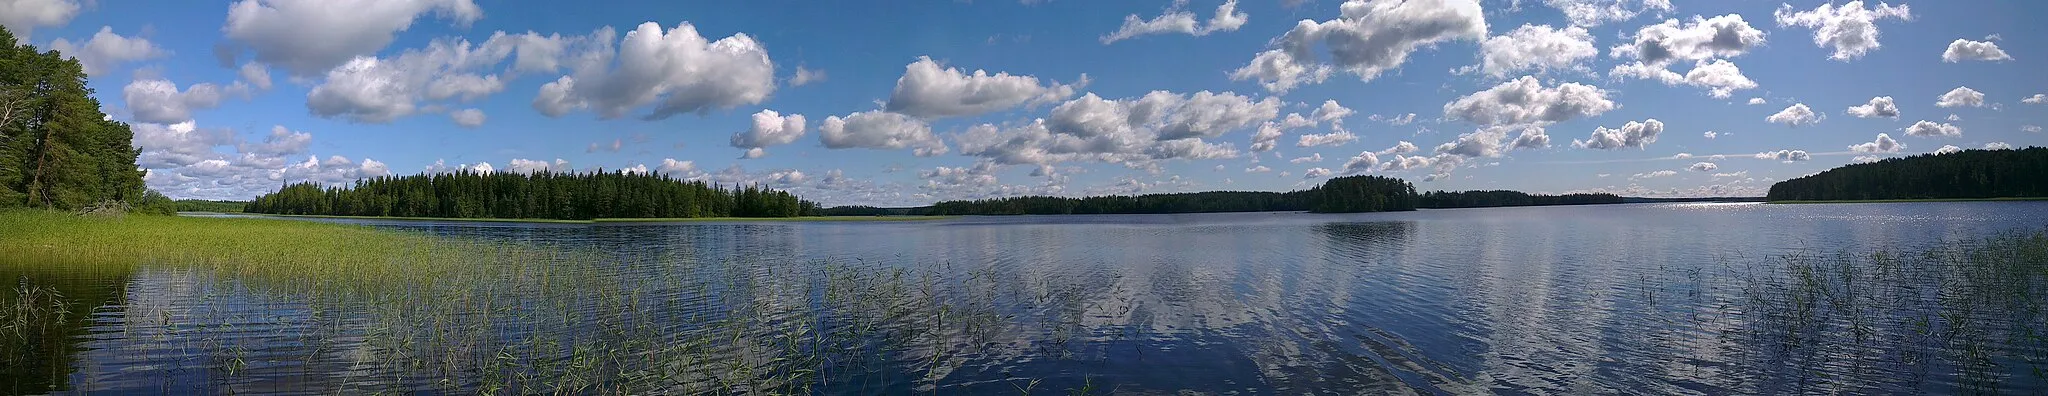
13 202 2048 394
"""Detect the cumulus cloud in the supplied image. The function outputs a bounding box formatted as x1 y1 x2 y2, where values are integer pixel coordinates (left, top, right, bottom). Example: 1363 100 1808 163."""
224 0 485 76
1611 14 1767 66
1844 96 1899 119
820 110 946 155
1755 149 1811 162
790 65 825 86
1611 59 1758 98
1289 153 1324 163
450 108 486 127
0 0 80 42
2026 125 2043 133
2024 94 2046 105
47 26 167 76
884 56 1083 118
1296 129 1358 147
239 62 273 90
1942 39 2012 62
1459 24 1596 78
124 79 229 124
1572 118 1663 150
1100 0 1248 44
952 90 1274 169
533 22 775 120
237 125 313 156
1341 151 1380 174
1370 113 1417 125
307 31 588 123
1774 0 1912 61
1765 103 1822 127
1983 142 2012 150
730 109 807 156
1747 97 1766 105
133 121 236 168
1703 131 1717 139
1848 133 1903 153
1444 75 1616 126
1303 167 1333 179
1230 0 1486 93
1630 170 1677 180
1935 86 1984 108
1902 120 1960 137
506 158 569 174
1543 0 1674 27
1687 162 1718 172
1245 165 1272 173
1934 145 1962 155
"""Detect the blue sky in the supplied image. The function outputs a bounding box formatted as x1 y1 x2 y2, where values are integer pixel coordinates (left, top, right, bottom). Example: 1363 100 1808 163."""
10 0 2044 205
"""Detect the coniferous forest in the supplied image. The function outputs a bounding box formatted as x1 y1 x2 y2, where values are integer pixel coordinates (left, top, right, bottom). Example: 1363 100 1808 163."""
244 171 821 220
1767 147 2048 201
922 175 1418 215
0 27 148 210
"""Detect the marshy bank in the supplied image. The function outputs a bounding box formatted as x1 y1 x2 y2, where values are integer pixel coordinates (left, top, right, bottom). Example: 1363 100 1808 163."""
3 207 2047 394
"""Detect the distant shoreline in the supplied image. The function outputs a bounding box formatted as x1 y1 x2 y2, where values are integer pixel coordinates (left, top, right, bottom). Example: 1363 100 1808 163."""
231 213 956 224
1768 197 2048 204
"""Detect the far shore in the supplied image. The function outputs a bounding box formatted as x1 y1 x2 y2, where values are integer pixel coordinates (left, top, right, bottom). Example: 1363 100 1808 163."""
1768 197 2048 204
226 213 955 224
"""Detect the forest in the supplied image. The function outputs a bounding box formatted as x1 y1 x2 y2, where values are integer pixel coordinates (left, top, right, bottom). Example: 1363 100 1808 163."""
1766 147 2048 201
1417 190 1624 208
244 170 820 220
0 27 148 211
920 175 1417 215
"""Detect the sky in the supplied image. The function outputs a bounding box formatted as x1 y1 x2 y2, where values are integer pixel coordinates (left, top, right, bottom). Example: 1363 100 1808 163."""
7 0 2045 206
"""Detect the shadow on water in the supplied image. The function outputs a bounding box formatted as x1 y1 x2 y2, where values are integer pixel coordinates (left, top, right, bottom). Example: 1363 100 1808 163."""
1 209 2045 394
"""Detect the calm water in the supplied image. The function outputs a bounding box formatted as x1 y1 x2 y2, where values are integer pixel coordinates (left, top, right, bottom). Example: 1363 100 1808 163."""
8 202 2048 394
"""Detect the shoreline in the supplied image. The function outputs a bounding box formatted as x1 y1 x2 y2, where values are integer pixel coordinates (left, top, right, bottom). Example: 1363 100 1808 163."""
235 213 955 224
1768 197 2048 204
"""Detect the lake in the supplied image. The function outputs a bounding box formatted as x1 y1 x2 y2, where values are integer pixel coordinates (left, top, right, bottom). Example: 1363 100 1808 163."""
7 202 2048 394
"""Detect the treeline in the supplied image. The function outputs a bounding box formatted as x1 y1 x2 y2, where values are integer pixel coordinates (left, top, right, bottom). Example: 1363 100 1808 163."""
920 175 1417 215
1418 190 1623 208
244 170 821 220
173 200 248 213
0 26 147 210
1767 147 2048 201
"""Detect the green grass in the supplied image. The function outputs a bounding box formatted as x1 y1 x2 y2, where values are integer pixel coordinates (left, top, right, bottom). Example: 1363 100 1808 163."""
1769 197 2048 204
251 213 955 224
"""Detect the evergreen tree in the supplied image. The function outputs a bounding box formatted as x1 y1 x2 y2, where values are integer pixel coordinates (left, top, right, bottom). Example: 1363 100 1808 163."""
244 170 819 220
0 26 146 210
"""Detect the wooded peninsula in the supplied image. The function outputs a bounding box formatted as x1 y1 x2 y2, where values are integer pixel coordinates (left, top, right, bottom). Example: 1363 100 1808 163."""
1767 148 2048 202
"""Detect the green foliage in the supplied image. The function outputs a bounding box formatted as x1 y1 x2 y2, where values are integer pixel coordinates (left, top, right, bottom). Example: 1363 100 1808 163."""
244 170 821 220
921 175 1417 215
130 190 175 215
0 26 145 211
1767 147 2048 201
1418 190 1623 208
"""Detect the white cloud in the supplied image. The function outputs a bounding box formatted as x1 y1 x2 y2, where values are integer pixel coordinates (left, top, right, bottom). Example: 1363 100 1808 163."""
1341 151 1380 174
1099 0 1248 44
133 121 235 168
1611 14 1767 66
1289 153 1323 163
1844 96 1899 119
47 26 167 76
1630 170 1677 180
1984 142 2012 150
657 158 700 177
1296 129 1357 147
239 62 273 90
224 0 485 76
1747 97 1766 105
534 22 775 120
819 110 946 155
306 57 421 123
1444 75 1616 126
1687 162 1718 172
1572 118 1663 150
1848 133 1904 153
1245 165 1272 173
506 158 569 174
1370 113 1417 125
1230 0 1486 93
450 108 486 128
952 90 1271 168
1703 131 1717 139
1935 86 1984 108
884 56 1083 119
1774 0 1912 61
790 65 825 86
1611 59 1757 98
2025 125 2043 133
1303 167 1333 179
1934 145 1962 155
1378 141 1420 155
1902 120 1960 137
1945 113 1960 121
1543 0 1673 27
1460 24 1596 78
1941 39 2011 62
1755 149 1811 162
124 79 229 124
1765 103 1822 127
2024 94 2046 104
238 125 313 156
0 0 80 42
730 109 807 156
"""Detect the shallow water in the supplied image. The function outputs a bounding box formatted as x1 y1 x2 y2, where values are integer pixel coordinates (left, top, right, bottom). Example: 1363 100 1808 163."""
9 202 2048 394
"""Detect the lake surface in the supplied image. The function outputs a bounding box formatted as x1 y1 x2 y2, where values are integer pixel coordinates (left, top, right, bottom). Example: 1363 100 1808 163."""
8 202 2048 394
